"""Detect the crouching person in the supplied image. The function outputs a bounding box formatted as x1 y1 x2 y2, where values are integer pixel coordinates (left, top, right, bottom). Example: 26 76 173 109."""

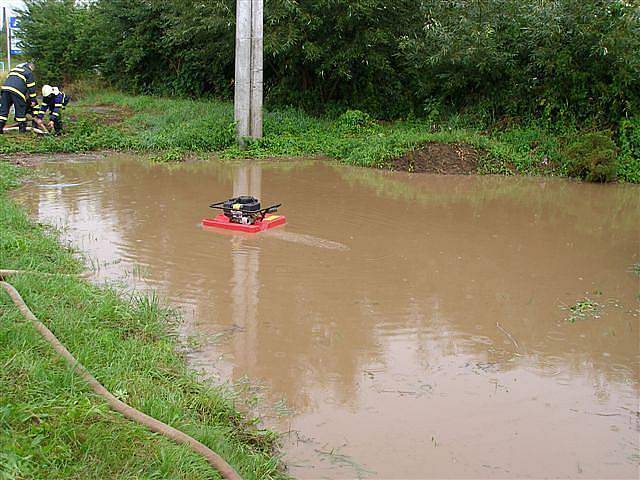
0 62 38 133
37 85 69 135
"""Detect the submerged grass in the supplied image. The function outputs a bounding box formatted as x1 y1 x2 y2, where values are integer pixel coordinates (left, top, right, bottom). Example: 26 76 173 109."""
562 298 603 323
0 160 287 478
0 89 637 182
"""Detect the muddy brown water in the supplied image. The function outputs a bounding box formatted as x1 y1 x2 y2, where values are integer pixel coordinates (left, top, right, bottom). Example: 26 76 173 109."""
13 154 640 479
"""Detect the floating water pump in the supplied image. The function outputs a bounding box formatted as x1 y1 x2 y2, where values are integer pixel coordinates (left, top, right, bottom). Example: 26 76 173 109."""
202 196 286 233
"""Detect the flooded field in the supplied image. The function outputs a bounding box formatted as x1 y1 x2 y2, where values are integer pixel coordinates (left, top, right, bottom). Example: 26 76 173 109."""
14 154 640 479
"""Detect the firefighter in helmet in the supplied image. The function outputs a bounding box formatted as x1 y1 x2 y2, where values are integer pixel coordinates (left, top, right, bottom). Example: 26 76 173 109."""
36 85 70 135
0 62 38 133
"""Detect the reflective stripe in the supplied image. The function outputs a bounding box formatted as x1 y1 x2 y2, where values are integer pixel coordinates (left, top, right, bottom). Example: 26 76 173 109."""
29 93 37 97
15 117 27 122
54 104 63 107
51 112 59 117
0 86 26 101
8 71 26 82
0 115 7 121
27 82 36 87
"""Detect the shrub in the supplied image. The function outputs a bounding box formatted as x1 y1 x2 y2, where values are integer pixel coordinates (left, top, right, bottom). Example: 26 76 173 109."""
335 110 376 135
617 117 640 183
565 132 618 182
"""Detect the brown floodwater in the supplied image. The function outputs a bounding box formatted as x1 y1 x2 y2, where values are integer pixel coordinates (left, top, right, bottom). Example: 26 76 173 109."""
14 154 640 479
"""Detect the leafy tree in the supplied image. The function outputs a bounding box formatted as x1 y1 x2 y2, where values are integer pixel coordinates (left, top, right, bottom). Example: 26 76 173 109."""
18 0 95 85
264 0 419 117
16 0 640 123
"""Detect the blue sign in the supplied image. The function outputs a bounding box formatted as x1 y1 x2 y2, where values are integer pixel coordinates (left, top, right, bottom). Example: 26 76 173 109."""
9 17 21 55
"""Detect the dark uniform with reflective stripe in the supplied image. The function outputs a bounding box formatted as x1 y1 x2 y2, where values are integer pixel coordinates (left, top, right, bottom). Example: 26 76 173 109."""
0 63 37 133
36 91 69 134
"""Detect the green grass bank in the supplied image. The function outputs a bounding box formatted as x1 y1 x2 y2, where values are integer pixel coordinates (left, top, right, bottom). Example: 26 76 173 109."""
0 89 638 183
0 161 287 478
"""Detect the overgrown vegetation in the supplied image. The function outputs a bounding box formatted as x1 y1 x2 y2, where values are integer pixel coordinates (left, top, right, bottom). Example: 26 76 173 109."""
0 160 287 478
617 117 640 183
1 90 639 182
564 132 619 183
10 0 639 182
18 0 640 125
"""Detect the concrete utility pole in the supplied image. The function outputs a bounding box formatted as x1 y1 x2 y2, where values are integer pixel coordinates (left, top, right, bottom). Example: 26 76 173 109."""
234 0 263 147
2 7 10 71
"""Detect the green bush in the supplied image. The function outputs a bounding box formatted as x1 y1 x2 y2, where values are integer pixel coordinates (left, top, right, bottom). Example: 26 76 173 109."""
565 132 618 182
18 0 97 85
617 117 640 183
150 149 185 163
335 109 377 134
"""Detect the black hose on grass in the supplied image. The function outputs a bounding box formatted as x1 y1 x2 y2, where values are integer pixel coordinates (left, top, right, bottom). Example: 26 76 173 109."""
0 271 242 480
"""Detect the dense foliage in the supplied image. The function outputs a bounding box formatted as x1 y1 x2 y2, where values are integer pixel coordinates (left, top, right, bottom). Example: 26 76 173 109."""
18 0 639 124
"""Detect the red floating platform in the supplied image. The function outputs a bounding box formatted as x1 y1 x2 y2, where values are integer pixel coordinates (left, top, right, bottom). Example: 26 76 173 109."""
202 213 286 233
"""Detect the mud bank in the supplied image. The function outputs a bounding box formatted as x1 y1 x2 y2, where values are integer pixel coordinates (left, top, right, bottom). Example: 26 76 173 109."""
389 141 480 174
2 152 109 168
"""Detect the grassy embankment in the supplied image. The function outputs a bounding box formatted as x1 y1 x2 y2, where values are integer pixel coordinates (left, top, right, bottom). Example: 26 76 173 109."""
0 160 286 478
1 89 638 182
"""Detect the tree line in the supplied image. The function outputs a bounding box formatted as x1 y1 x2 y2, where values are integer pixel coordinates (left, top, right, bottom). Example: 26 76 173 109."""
18 0 640 124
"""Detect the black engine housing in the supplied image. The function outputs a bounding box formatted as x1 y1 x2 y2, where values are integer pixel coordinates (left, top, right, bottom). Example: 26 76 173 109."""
222 196 261 224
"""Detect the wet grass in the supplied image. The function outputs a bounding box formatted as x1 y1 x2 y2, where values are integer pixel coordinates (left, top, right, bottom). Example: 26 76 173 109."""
0 160 287 478
0 89 638 182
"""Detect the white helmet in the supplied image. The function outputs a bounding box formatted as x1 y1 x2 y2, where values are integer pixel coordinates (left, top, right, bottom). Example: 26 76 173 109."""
42 85 54 97
52 87 60 95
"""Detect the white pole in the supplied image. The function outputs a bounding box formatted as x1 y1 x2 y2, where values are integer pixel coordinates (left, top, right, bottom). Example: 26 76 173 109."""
234 0 263 147
250 0 263 139
5 8 10 71
235 0 251 147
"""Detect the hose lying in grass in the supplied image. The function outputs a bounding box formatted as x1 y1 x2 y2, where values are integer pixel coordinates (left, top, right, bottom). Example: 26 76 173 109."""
0 272 242 480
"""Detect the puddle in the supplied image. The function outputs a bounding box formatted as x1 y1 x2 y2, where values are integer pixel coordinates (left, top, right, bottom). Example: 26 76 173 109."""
13 153 640 478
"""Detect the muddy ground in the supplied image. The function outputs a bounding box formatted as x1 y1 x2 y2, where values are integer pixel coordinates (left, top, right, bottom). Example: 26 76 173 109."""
2 152 108 168
70 104 133 125
390 142 480 174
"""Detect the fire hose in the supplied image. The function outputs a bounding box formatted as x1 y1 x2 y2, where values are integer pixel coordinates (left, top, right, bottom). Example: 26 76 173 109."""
0 270 242 480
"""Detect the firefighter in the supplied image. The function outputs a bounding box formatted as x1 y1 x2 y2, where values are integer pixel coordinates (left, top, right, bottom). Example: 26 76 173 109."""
0 62 38 133
37 85 70 135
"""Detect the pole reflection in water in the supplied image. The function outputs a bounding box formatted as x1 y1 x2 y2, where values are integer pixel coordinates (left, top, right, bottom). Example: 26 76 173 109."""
231 163 261 373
